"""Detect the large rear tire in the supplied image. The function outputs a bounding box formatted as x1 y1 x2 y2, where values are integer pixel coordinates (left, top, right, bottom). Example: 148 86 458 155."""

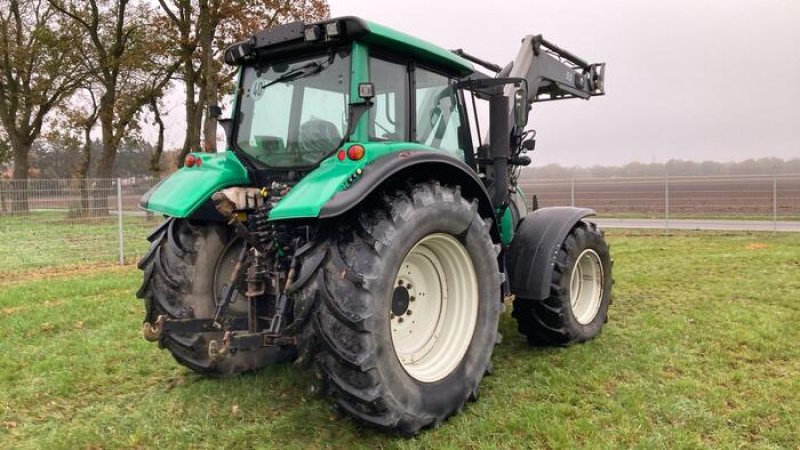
511 221 612 346
137 218 295 376
289 182 502 435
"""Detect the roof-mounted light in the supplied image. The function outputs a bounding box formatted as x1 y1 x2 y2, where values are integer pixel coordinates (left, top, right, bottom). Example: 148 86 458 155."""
325 21 341 38
304 25 322 42
223 39 253 66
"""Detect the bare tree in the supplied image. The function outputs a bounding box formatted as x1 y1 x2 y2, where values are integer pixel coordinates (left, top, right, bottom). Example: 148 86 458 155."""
50 0 179 214
157 0 202 160
148 97 165 177
0 0 84 211
0 131 9 212
71 86 101 214
0 131 9 164
158 0 329 162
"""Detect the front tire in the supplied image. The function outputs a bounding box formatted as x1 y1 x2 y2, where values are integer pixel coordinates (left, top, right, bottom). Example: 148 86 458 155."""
290 182 502 434
512 221 612 346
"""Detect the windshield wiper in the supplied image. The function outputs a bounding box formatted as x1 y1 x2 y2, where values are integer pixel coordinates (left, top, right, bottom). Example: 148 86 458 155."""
263 61 325 89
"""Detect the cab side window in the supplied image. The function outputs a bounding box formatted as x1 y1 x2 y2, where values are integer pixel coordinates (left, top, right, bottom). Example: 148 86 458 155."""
369 58 409 141
414 68 467 159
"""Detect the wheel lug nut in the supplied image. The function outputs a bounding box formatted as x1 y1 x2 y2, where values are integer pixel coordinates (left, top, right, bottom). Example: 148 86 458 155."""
398 317 404 323
398 280 404 286
406 310 412 316
410 296 416 302
406 283 412 290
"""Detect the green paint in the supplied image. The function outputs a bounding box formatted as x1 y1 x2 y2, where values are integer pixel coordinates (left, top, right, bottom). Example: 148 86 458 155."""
361 21 474 76
349 41 370 142
144 23 478 221
140 152 249 217
498 187 528 245
268 142 439 220
499 207 514 246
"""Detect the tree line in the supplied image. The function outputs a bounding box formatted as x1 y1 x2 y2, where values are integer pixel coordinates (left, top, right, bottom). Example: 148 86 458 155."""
0 0 329 214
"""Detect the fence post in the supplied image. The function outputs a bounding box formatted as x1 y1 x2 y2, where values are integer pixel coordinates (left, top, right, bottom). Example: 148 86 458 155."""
773 177 777 233
117 178 124 265
665 174 670 235
570 178 575 207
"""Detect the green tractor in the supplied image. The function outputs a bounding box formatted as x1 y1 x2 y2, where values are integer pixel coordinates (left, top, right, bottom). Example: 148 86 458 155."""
138 16 610 434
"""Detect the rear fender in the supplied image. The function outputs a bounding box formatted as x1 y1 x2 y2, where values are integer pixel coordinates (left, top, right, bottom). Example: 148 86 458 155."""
316 151 500 242
266 143 496 232
506 207 595 300
139 152 249 218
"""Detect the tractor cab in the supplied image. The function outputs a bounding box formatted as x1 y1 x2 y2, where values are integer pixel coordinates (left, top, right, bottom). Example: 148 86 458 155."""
223 17 477 172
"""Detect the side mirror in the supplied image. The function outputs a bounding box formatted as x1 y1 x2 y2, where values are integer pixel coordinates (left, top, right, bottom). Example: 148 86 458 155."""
358 82 375 101
208 105 223 120
513 88 529 129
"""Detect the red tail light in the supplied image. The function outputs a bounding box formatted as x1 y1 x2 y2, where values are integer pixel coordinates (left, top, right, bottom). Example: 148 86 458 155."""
347 145 365 161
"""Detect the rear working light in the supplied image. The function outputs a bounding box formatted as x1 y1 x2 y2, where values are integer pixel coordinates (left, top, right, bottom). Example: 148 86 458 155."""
185 154 196 167
304 25 322 42
325 21 341 38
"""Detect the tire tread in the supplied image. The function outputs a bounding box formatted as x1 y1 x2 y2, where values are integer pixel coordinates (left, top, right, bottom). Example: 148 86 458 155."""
512 221 612 347
291 181 500 434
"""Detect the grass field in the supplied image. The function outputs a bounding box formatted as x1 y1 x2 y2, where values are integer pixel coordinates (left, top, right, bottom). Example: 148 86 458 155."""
2 207 798 276
0 212 157 275
1 230 799 449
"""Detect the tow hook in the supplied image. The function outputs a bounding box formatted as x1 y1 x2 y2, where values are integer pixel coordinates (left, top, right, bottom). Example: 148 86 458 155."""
208 331 233 360
142 315 166 342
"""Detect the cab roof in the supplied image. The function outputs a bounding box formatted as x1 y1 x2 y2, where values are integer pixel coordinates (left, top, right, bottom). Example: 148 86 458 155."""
355 18 474 76
225 16 475 77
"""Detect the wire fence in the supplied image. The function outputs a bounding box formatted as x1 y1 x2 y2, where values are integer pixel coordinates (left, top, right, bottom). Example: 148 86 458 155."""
519 173 800 221
0 177 160 273
1 173 798 273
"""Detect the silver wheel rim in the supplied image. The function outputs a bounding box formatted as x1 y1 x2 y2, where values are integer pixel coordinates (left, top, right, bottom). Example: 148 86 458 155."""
570 249 604 325
390 233 479 383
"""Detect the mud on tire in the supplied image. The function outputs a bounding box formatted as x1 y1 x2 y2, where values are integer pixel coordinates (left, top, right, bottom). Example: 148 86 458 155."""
288 181 503 435
137 218 294 376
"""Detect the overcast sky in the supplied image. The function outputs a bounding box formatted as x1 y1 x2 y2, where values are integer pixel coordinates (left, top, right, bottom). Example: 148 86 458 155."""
160 0 800 167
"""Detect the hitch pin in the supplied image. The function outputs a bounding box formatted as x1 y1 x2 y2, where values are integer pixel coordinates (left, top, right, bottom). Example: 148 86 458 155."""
142 315 166 341
208 331 233 360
